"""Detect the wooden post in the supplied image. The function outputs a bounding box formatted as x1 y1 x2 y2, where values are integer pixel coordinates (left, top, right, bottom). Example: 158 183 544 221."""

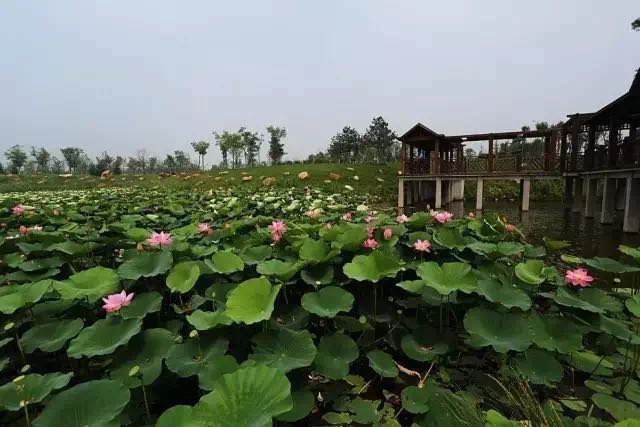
584 177 598 218
397 178 404 214
623 177 640 233
400 142 406 175
559 128 568 172
586 125 596 170
435 178 442 209
520 178 531 211
608 118 618 168
549 130 558 170
433 140 440 175
476 179 484 210
488 135 494 173
543 134 551 170
601 177 616 224
570 115 580 171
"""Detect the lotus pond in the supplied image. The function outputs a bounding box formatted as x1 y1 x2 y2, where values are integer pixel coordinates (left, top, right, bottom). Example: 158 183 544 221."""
2 186 640 426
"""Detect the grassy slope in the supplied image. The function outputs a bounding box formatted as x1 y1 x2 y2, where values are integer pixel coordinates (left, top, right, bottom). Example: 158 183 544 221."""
0 162 562 202
0 163 401 200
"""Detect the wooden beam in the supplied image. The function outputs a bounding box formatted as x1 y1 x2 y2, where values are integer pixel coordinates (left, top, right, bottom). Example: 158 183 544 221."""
445 129 554 142
559 128 568 172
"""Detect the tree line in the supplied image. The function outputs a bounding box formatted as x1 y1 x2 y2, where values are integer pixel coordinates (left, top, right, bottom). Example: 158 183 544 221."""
2 125 288 175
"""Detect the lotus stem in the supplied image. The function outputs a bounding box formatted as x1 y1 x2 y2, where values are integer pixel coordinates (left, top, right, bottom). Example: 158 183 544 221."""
15 334 25 362
23 403 31 427
141 380 151 423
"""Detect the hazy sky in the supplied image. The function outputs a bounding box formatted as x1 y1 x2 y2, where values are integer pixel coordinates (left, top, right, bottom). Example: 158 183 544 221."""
1 1 638 164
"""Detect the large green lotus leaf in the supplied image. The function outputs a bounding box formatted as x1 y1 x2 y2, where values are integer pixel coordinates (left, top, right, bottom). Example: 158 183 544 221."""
156 405 195 427
433 227 468 250
623 380 640 405
485 410 520 426
301 286 354 318
419 384 483 427
475 278 532 310
256 259 301 281
109 328 174 387
54 267 119 302
515 260 547 285
626 295 640 317
275 389 315 422
166 261 201 293
335 226 368 251
117 251 173 280
18 256 65 272
366 349 398 378
197 355 239 390
496 242 526 256
3 268 60 284
565 351 613 376
225 277 281 324
240 245 273 265
401 327 450 362
209 251 245 274
300 264 334 287
467 241 498 256
0 279 51 314
187 365 292 427
299 239 330 262
552 287 623 314
166 337 229 377
323 412 353 424
125 227 150 242
249 328 316 372
543 237 570 251
416 262 477 296
32 379 130 427
349 398 383 424
592 393 640 421
21 318 84 353
49 241 98 256
585 257 640 273
0 372 73 411
464 307 532 353
599 314 640 343
344 251 404 283
620 245 640 260
397 280 425 294
530 313 584 354
186 310 232 330
512 349 563 386
67 317 142 358
314 333 359 379
401 385 430 414
614 419 640 427
119 291 162 319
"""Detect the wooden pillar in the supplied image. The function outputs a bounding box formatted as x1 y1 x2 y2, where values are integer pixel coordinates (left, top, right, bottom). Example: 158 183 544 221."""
433 140 440 175
543 134 551 170
400 142 406 175
623 177 640 233
564 177 574 207
601 176 616 224
476 179 484 210
520 178 531 211
570 116 580 171
608 118 619 168
397 178 405 214
584 177 598 218
488 135 494 173
586 125 596 170
435 178 442 209
559 128 568 172
549 130 558 170
572 178 584 213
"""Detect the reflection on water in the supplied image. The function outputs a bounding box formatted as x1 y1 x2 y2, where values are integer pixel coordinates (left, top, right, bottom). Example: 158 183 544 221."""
447 200 640 260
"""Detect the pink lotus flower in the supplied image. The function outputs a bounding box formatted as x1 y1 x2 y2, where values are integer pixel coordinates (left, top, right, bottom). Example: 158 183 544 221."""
271 231 282 243
432 211 453 224
342 212 352 221
269 221 287 235
363 239 378 250
565 268 594 288
414 239 431 252
383 228 393 240
12 205 24 216
197 223 213 235
365 215 377 224
19 225 29 235
396 214 409 224
366 227 375 238
102 290 135 313
306 209 320 219
505 224 516 233
467 212 476 218
147 231 173 247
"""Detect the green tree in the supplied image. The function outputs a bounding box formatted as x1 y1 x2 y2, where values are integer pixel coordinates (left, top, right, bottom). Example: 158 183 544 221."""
239 128 261 167
173 150 192 171
5 145 28 173
328 127 360 163
163 154 176 172
266 126 287 164
113 156 124 174
60 147 84 173
214 130 244 168
95 151 114 174
363 116 397 163
50 156 65 173
31 146 51 172
191 141 210 169
148 156 158 172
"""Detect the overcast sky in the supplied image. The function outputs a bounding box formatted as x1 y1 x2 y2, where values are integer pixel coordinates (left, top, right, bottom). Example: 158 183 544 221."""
1 1 638 164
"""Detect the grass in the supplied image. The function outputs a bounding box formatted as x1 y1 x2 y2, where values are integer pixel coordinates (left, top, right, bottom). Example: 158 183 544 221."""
0 163 401 200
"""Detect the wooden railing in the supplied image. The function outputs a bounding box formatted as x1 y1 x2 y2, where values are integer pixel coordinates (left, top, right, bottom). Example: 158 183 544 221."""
562 142 640 172
403 154 560 176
